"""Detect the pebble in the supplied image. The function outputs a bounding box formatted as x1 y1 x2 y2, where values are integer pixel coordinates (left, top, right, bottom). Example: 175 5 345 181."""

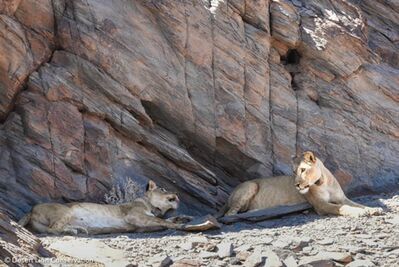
385 215 399 225
171 259 200 267
272 239 291 248
282 256 298 267
198 251 217 259
244 246 264 267
318 238 334 245
346 259 375 267
179 242 193 250
264 249 283 267
217 242 234 258
148 255 173 267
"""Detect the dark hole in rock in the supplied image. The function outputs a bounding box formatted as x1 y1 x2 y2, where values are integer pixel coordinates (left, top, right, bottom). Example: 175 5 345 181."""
281 49 301 65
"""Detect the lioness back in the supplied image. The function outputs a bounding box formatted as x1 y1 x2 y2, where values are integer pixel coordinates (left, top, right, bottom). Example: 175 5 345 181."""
249 176 306 210
223 175 306 216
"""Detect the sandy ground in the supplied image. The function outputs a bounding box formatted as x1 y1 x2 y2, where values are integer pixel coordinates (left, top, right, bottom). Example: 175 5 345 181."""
39 192 399 267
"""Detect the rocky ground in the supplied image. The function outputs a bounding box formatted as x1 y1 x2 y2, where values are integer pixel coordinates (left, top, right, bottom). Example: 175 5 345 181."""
39 191 399 267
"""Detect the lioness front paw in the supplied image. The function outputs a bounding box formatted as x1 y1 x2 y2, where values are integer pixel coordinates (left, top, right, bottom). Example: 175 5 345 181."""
339 206 367 217
167 215 193 224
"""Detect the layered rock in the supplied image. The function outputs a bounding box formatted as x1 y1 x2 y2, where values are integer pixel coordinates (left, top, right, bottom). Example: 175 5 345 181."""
0 0 398 225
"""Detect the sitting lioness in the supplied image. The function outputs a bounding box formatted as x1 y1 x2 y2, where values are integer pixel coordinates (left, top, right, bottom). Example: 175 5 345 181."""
294 151 382 217
19 180 185 235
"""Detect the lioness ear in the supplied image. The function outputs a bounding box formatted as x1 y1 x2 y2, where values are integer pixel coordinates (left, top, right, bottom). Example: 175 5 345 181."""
146 180 157 191
303 151 316 163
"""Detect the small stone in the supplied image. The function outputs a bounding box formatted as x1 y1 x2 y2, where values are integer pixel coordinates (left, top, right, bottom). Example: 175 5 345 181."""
346 259 375 267
148 255 173 267
244 246 264 267
236 244 252 252
190 236 208 244
385 215 399 225
299 258 335 267
282 256 298 267
300 252 353 265
321 252 353 264
236 251 251 261
264 249 282 267
199 251 218 259
217 242 234 258
179 242 193 250
229 257 241 265
318 238 334 245
272 239 291 249
262 237 274 245
171 259 201 267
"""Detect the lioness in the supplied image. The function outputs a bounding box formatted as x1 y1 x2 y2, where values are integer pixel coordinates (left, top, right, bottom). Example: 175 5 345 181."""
19 180 185 235
294 151 382 217
218 175 306 216
219 151 382 218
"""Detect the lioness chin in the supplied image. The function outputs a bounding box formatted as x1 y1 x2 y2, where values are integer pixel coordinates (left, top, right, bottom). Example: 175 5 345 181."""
19 180 185 235
294 151 383 218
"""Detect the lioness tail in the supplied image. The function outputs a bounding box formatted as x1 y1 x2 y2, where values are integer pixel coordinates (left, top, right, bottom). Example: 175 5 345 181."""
18 212 31 227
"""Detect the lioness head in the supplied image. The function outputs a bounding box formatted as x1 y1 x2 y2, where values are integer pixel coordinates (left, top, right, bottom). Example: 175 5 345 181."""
293 151 322 194
145 180 179 215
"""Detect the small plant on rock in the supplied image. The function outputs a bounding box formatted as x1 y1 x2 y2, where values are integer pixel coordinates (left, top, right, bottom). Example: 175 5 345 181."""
104 176 144 204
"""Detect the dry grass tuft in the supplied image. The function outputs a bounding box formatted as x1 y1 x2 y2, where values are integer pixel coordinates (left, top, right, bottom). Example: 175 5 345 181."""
104 176 144 204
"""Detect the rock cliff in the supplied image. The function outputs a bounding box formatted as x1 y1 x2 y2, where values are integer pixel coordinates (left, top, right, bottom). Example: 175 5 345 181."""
0 0 398 223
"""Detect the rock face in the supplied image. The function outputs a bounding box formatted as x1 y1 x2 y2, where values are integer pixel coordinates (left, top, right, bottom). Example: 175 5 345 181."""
0 0 398 221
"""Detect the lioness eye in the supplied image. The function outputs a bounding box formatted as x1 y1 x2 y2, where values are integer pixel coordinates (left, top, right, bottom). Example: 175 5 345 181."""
300 168 306 173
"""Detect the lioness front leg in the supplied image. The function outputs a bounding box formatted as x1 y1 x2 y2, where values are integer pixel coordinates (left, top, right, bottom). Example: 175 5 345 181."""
131 216 184 232
342 198 383 216
314 202 368 217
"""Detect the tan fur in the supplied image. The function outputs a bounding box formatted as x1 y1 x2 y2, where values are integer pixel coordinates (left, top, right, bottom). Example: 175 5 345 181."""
294 151 383 217
19 180 184 235
220 175 306 216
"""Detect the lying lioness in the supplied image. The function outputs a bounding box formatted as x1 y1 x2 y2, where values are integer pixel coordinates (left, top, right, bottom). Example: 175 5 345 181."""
294 151 382 217
218 174 306 217
19 180 185 235
219 151 382 218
